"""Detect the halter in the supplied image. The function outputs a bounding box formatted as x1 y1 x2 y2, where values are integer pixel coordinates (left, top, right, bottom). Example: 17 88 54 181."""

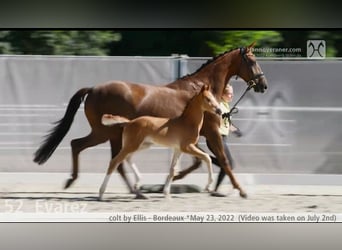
236 47 265 86
225 47 264 124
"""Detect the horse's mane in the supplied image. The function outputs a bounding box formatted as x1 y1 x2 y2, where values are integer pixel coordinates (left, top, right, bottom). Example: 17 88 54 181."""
179 47 237 80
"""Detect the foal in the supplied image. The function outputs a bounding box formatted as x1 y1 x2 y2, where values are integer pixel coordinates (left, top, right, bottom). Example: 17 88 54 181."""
99 84 222 200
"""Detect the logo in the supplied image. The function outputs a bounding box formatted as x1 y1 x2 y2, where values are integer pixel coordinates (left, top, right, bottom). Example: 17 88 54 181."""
307 40 326 59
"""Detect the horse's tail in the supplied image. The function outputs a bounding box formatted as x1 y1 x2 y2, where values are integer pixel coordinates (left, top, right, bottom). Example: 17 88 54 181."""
33 87 92 164
101 114 130 127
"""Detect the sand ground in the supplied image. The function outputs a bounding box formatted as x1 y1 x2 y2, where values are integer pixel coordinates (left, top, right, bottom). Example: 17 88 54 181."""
1 173 341 214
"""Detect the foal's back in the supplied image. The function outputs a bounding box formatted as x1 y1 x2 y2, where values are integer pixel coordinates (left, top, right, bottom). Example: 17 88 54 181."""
103 114 195 149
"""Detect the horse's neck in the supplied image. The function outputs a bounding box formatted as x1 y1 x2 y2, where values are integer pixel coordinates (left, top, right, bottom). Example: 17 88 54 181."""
195 51 240 95
168 50 240 98
179 95 204 128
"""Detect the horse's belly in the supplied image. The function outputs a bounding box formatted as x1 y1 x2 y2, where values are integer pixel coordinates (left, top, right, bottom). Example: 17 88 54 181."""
143 136 180 150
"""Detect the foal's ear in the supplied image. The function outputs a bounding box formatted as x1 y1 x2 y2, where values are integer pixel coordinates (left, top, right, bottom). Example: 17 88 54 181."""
201 84 210 92
247 41 256 51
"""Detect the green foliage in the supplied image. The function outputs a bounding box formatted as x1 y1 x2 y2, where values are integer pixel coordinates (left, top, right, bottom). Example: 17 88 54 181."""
109 31 219 56
1 30 342 58
0 31 12 54
0 31 121 55
207 31 282 56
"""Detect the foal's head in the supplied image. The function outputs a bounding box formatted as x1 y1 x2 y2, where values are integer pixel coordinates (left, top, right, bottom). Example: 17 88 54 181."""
236 41 268 93
199 85 222 116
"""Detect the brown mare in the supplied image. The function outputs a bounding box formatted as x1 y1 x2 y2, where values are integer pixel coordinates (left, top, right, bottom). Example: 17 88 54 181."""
99 84 221 200
33 42 267 198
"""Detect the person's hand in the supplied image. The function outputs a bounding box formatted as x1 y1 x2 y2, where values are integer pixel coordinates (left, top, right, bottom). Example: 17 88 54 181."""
232 128 243 137
222 112 230 119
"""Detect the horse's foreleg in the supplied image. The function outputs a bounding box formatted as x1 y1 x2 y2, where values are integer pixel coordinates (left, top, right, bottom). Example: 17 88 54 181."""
182 144 213 193
163 149 182 198
67 132 107 189
206 133 247 198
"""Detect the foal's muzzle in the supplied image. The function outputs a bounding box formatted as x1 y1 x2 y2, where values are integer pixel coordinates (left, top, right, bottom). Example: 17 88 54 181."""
215 107 222 116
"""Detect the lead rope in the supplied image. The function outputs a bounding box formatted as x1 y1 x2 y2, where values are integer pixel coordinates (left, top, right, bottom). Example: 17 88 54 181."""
226 81 256 124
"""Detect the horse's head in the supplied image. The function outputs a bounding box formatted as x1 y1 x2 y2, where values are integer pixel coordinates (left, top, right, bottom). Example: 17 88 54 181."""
200 84 222 116
236 41 268 93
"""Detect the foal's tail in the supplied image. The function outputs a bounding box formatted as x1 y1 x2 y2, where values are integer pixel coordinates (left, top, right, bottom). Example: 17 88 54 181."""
33 88 92 164
101 114 130 127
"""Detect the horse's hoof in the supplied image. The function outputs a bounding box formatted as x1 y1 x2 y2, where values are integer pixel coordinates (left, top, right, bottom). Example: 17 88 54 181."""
134 193 149 200
210 192 227 197
64 178 74 189
240 191 248 198
205 189 214 194
204 185 212 193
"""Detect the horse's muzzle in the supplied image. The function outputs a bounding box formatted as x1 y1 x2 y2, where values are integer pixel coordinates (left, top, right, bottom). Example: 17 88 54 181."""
254 76 268 93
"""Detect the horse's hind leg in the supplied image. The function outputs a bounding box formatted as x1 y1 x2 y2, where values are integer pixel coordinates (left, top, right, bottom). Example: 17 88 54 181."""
125 155 142 191
172 143 207 181
172 156 202 181
65 132 107 189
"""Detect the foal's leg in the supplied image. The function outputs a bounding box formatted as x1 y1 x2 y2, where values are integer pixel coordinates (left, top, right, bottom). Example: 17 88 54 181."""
100 131 146 200
113 139 149 199
163 149 182 198
125 155 142 191
181 144 214 192
109 139 134 193
66 131 107 189
99 149 129 201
